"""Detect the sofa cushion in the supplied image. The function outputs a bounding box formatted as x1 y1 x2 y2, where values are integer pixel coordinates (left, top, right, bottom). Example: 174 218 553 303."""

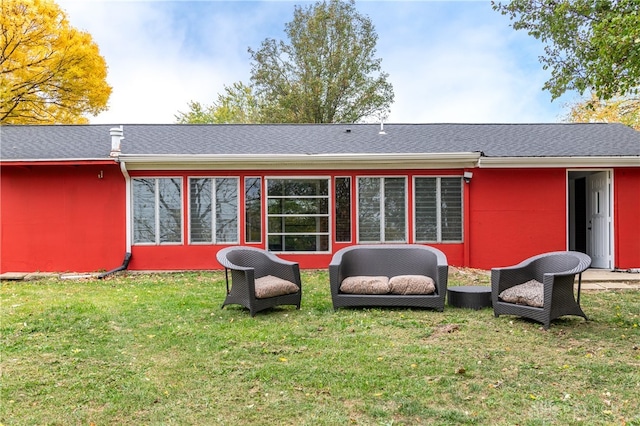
254 275 299 299
389 275 436 295
498 279 544 308
340 276 390 294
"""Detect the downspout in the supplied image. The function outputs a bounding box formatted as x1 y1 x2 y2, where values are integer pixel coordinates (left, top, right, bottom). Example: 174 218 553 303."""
99 160 132 279
463 153 482 267
97 252 131 279
98 127 132 279
463 169 472 267
119 159 132 254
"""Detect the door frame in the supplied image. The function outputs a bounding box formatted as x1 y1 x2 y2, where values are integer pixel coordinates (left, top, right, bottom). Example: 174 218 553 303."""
567 169 614 269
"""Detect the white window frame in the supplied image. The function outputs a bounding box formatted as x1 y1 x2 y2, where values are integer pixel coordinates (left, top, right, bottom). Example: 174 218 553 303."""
188 177 240 245
334 176 352 243
132 177 183 246
265 176 331 253
244 176 263 244
413 176 463 243
356 176 408 243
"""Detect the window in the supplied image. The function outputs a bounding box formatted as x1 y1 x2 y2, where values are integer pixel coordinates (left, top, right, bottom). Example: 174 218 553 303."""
189 177 239 244
357 177 407 243
133 177 182 244
335 177 351 242
414 177 462 242
266 178 330 252
245 177 262 243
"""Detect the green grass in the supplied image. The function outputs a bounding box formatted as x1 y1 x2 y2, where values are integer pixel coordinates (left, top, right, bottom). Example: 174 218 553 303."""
1 270 639 425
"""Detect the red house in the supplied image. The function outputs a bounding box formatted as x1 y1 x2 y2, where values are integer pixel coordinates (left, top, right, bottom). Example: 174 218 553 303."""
1 123 639 273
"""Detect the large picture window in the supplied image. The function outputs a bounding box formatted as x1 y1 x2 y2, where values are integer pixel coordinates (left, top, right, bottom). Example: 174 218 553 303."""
357 177 407 243
266 178 330 252
414 177 462 242
133 177 182 244
189 177 239 244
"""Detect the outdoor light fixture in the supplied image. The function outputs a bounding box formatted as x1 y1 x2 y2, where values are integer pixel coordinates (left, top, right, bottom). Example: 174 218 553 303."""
463 171 473 183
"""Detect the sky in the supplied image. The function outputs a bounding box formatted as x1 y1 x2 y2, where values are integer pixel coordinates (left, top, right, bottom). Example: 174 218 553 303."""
56 0 580 125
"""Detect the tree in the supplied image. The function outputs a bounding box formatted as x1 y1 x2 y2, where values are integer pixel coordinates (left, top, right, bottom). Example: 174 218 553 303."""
1 0 111 124
177 0 393 124
250 0 393 123
566 93 640 130
492 0 640 100
175 82 261 124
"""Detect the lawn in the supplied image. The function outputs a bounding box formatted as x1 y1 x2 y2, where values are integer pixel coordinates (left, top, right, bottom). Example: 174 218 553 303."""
1 270 639 425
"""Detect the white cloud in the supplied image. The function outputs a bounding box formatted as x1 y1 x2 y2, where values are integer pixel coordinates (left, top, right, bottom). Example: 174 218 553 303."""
365 2 566 123
57 0 572 124
59 1 269 124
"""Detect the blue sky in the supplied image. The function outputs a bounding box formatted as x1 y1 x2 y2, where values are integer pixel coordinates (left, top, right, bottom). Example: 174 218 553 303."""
57 0 580 124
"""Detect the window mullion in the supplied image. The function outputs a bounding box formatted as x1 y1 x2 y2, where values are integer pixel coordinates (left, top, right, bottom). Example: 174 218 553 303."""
380 178 386 241
281 214 285 251
154 179 161 244
436 177 442 242
210 179 216 243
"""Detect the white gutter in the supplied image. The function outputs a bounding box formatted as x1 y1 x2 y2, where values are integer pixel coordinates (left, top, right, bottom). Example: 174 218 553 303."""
479 156 640 168
120 161 132 253
117 152 483 171
0 158 114 163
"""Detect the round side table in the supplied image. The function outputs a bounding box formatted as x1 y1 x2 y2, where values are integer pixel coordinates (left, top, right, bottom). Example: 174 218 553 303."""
447 286 492 310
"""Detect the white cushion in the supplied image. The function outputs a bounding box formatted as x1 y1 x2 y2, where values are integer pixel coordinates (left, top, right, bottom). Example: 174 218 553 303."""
499 279 544 308
254 275 299 299
340 276 390 294
389 275 436 295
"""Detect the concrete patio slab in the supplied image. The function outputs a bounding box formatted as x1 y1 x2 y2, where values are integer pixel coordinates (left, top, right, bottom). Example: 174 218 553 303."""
0 272 28 281
596 282 636 290
580 283 609 291
582 269 640 282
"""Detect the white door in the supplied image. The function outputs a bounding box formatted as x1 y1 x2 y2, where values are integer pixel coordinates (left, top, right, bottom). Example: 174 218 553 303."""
587 171 612 268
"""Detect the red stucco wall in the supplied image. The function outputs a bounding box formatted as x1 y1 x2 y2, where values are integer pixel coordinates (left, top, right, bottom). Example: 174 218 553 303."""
0 163 126 273
614 168 640 269
467 168 568 270
2 165 638 273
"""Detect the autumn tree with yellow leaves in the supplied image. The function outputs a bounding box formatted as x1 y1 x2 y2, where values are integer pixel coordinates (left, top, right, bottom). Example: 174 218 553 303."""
566 94 640 131
1 0 111 124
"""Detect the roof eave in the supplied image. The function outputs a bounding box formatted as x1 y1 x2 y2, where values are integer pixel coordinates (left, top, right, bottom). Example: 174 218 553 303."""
478 156 640 168
117 152 483 170
0 158 117 166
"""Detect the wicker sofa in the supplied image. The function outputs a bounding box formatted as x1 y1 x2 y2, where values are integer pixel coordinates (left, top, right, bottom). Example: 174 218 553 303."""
329 244 448 311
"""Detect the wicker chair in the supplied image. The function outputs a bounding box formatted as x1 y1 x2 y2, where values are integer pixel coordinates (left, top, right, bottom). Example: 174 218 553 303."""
491 251 592 329
216 246 302 316
329 244 448 311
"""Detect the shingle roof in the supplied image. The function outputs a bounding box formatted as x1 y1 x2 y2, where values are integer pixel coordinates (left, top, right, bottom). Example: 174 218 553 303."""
2 123 639 161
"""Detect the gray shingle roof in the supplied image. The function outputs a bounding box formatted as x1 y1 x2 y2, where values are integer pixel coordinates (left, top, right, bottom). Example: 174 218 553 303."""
2 123 639 161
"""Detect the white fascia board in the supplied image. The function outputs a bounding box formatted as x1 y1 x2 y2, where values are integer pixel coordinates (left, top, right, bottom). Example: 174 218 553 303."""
478 156 640 168
0 158 113 164
117 152 482 171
